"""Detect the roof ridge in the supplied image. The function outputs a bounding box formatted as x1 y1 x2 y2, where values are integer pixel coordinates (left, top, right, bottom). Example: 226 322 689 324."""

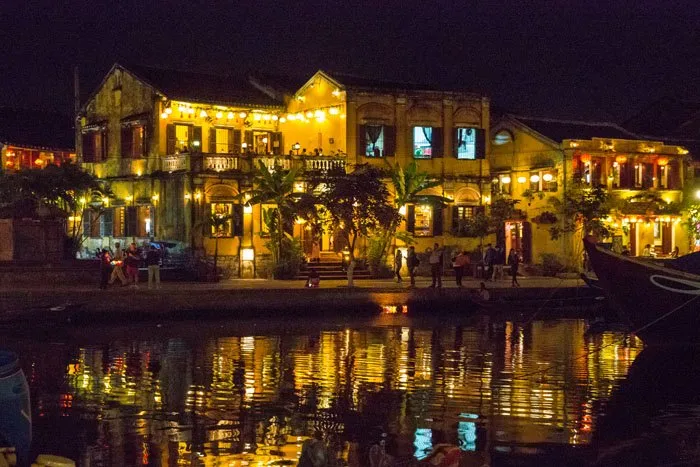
510 114 627 129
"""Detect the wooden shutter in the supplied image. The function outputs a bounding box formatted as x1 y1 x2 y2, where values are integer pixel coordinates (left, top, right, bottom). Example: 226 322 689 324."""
668 160 679 189
643 163 654 188
100 209 113 237
522 221 532 263
121 127 133 158
232 129 242 154
94 132 103 163
209 128 217 153
451 206 459 230
475 128 486 159
433 205 443 235
407 205 415 233
431 127 444 158
272 132 283 155
101 130 108 161
166 124 176 155
125 206 138 237
192 126 203 153
244 131 254 153
227 129 235 154
232 204 244 237
81 133 95 162
619 162 629 187
384 125 396 157
358 124 367 157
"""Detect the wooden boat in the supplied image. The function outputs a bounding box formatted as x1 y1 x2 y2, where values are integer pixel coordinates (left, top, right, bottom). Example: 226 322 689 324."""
583 236 700 344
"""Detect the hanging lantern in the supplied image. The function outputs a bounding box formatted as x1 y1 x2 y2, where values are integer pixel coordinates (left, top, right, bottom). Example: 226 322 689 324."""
501 176 512 184
657 156 669 166
542 173 553 182
615 155 628 164
579 153 592 163
517 176 527 184
530 174 540 183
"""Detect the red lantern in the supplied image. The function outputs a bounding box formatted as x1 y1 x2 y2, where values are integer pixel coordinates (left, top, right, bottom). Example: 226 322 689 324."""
579 153 592 163
615 155 627 164
657 156 669 166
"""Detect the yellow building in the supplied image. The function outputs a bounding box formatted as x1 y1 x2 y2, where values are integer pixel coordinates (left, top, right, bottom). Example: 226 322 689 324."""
490 115 691 267
77 64 491 277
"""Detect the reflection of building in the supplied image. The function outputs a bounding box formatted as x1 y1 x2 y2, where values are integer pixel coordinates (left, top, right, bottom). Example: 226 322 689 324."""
77 64 491 275
491 115 691 264
0 107 75 173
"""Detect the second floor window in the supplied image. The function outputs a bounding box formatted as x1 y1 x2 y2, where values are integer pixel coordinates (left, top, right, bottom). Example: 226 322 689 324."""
121 125 146 158
359 124 395 157
166 124 202 154
209 128 242 154
455 128 477 159
412 126 444 159
81 130 107 163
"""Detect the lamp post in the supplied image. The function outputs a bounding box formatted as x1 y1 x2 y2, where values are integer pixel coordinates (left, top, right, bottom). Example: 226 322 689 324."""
293 142 301 156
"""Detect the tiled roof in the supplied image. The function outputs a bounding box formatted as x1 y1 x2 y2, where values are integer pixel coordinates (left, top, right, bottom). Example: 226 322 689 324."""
0 107 74 150
510 115 640 143
123 64 283 108
324 70 475 94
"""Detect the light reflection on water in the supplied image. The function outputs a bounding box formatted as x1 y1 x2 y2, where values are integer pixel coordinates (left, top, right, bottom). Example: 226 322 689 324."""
11 315 642 465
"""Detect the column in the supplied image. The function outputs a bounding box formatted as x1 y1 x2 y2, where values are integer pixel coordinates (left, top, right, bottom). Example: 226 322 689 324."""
443 99 453 159
395 97 407 162
346 99 358 166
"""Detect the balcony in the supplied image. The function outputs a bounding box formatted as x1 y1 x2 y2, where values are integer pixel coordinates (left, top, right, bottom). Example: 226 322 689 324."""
251 156 292 172
163 154 190 172
206 155 239 172
303 157 347 174
160 152 347 176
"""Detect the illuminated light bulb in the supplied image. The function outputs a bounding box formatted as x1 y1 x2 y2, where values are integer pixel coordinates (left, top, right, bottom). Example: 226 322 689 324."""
262 137 268 144
491 178 499 184
263 114 271 121
530 174 540 183
216 111 223 119
332 88 341 97
199 110 208 118
227 112 234 120
165 107 172 114
501 176 511 184
279 117 286 123
543 173 553 182
517 176 527 184
305 111 314 118
287 114 296 121
178 105 186 113
160 112 169 119
253 114 262 121
188 107 195 115
399 205 407 215
272 115 279 121
296 113 304 120
239 111 247 119
314 110 325 118
340 114 346 119
328 107 340 115
243 204 253 214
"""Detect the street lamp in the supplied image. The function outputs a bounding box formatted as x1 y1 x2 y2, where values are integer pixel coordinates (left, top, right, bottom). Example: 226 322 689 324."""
293 142 301 156
696 189 700 200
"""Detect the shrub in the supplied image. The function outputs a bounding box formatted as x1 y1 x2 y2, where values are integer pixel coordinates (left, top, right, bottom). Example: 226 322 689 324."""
269 237 303 279
540 253 565 276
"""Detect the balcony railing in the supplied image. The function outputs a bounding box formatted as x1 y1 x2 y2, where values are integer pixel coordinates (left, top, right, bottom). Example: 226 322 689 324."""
304 157 347 173
163 154 189 172
206 155 239 172
251 156 292 172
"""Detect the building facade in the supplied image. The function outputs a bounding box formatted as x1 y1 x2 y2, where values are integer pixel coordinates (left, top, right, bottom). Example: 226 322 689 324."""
77 64 492 276
490 115 691 266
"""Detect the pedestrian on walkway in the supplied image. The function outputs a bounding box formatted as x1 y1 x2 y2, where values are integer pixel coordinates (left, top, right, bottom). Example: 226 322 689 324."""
483 244 495 281
99 249 112 289
108 242 128 286
125 242 141 287
406 246 419 288
508 248 520 287
429 243 443 288
394 249 403 283
494 244 505 280
146 244 161 289
453 250 470 287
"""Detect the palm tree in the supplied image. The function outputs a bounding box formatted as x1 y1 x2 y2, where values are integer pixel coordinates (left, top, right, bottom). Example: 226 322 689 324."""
196 212 232 281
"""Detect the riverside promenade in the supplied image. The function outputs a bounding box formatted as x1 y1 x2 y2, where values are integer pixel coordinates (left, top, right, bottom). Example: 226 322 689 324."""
0 275 591 329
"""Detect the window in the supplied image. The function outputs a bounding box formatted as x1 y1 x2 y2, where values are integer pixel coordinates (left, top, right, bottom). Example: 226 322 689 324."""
215 128 229 154
210 203 244 237
175 125 190 152
455 206 476 220
455 127 477 159
166 124 202 154
492 174 512 195
100 209 113 237
82 209 98 238
413 126 432 159
121 125 145 158
81 130 107 163
414 205 433 236
359 124 395 157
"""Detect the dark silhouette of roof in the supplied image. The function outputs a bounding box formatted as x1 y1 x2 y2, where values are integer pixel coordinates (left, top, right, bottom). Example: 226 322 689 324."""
623 96 700 139
324 70 476 94
509 115 640 143
0 107 74 150
123 63 284 108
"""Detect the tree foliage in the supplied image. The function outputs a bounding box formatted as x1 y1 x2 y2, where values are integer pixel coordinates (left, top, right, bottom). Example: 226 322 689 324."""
547 182 612 240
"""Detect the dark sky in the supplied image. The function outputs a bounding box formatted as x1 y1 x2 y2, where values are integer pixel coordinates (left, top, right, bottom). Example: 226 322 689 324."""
1 0 698 121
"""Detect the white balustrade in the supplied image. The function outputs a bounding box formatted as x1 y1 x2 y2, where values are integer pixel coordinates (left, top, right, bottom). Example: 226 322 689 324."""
305 159 346 172
163 155 188 172
206 156 239 172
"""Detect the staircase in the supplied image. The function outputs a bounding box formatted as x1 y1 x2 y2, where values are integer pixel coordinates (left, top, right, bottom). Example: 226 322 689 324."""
296 251 371 280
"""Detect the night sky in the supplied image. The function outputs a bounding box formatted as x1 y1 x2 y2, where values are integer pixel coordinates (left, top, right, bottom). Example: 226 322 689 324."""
1 0 698 121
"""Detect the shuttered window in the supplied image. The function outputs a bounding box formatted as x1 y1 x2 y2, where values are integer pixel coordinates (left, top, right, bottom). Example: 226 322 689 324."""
359 125 397 157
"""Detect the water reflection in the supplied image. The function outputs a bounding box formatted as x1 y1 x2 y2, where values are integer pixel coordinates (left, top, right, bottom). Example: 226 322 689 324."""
10 315 643 465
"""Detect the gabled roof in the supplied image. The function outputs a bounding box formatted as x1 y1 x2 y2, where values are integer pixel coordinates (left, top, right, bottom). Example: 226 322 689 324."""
121 63 284 108
506 115 640 143
323 70 477 94
0 107 74 150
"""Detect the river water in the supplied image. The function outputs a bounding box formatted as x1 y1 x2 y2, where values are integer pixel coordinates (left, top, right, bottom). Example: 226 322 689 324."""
4 309 678 466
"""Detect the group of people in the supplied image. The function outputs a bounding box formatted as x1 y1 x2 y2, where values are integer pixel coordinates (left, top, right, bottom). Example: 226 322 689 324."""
98 241 162 290
393 243 522 288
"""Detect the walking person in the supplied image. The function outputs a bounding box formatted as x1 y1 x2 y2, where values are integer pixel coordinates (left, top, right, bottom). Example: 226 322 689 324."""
146 244 161 289
406 245 419 288
394 249 403 283
508 248 520 287
429 243 443 288
483 243 495 281
494 245 505 280
99 248 112 289
453 250 470 287
108 242 128 286
125 242 141 287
